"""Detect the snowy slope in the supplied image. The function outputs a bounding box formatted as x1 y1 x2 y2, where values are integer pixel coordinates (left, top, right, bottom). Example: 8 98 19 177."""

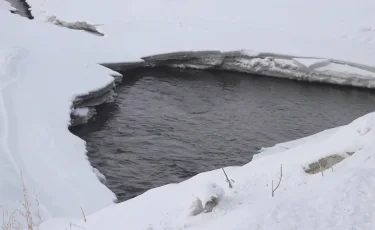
26 0 375 67
40 113 375 230
0 8 116 224
22 0 375 88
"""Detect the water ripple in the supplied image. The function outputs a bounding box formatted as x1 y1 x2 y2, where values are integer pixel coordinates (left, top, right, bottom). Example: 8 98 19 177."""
72 68 375 201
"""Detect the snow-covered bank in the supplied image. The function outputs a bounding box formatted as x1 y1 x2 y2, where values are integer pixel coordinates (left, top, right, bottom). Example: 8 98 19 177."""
0 44 117 222
2 0 375 228
106 50 375 88
40 112 375 230
0 6 117 226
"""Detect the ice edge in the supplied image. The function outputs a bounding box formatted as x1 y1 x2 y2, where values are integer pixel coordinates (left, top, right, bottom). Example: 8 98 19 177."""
101 50 375 89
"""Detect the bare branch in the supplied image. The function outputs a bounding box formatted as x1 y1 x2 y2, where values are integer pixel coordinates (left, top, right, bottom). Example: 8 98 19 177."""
1 173 43 230
221 168 233 189
33 192 42 223
19 172 35 230
80 207 86 223
70 222 86 229
272 164 283 197
1 206 20 230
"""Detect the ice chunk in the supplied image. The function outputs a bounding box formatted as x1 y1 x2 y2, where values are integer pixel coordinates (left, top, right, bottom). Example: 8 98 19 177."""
292 58 330 69
72 107 89 117
93 168 107 185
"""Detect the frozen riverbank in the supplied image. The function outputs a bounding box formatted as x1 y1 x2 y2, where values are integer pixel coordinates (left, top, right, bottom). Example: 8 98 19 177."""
0 5 118 226
2 0 375 228
104 50 375 89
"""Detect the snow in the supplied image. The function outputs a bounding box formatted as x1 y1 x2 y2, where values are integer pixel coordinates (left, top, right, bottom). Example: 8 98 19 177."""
255 127 341 160
93 168 107 185
1 0 375 229
0 8 116 226
236 49 261 57
71 107 97 126
24 0 375 67
316 63 375 79
0 0 13 11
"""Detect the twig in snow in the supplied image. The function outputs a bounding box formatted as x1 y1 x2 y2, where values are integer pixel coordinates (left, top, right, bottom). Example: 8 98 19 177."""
33 192 42 223
222 168 233 189
19 173 35 230
1 206 20 230
69 222 86 229
80 207 86 223
272 164 283 197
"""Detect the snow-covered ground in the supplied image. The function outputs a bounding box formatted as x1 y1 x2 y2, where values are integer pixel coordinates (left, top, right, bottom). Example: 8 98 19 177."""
24 0 375 88
0 2 117 225
1 0 375 229
26 0 375 66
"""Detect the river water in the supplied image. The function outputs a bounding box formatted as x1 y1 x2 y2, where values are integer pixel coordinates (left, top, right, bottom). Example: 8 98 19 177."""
71 68 375 201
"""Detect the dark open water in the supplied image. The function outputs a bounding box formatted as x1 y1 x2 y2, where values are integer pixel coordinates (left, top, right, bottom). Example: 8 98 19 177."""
71 68 375 201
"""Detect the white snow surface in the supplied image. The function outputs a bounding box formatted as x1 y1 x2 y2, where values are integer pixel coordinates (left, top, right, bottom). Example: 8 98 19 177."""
40 113 375 230
0 0 13 11
26 0 375 67
0 8 116 225
316 63 375 79
2 0 375 229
